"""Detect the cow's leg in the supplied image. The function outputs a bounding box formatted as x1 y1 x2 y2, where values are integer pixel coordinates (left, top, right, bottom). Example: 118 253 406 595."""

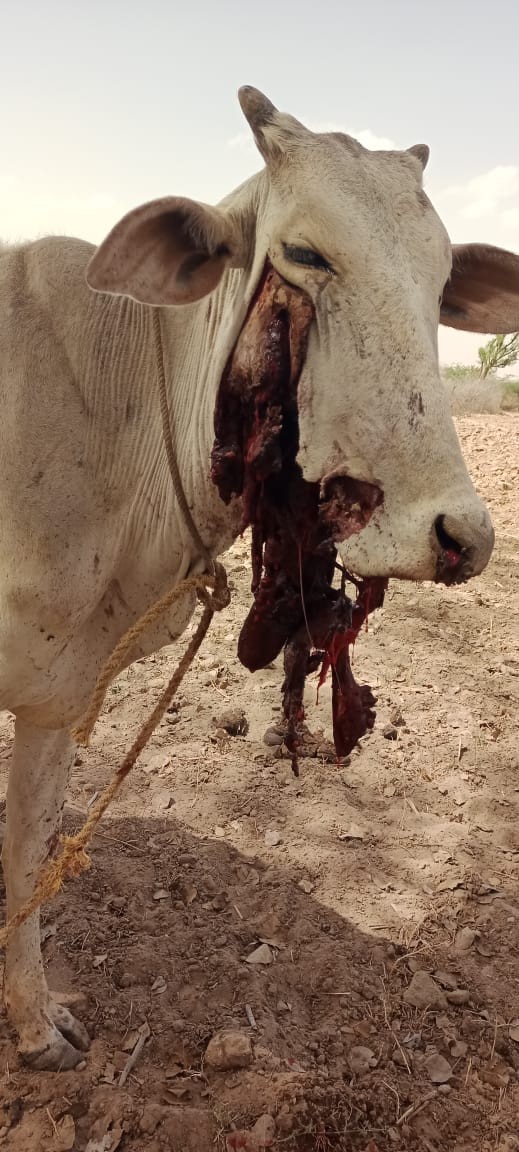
2 719 90 1069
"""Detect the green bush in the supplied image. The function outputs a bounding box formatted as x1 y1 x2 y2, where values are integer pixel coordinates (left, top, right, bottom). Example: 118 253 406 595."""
442 363 481 380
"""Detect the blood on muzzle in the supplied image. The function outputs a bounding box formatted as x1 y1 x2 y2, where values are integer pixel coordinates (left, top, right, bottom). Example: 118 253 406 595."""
433 511 493 586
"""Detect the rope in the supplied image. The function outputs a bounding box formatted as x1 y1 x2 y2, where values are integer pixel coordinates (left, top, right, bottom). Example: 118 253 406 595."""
152 309 213 570
72 567 228 747
0 311 230 949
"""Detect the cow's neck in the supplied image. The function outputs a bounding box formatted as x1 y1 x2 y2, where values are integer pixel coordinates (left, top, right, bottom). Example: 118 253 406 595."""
78 171 267 595
149 171 268 573
155 273 244 568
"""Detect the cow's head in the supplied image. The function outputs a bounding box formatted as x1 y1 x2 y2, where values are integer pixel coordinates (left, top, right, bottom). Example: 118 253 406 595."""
87 87 519 583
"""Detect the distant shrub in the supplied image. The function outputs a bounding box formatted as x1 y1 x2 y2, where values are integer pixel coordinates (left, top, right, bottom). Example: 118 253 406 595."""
443 363 481 381
441 372 503 415
501 379 519 411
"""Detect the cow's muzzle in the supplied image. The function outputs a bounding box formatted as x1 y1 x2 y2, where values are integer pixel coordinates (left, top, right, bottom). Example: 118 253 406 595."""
433 510 495 585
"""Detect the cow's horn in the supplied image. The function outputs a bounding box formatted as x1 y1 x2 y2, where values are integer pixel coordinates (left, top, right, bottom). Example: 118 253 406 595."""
238 86 278 132
407 144 430 170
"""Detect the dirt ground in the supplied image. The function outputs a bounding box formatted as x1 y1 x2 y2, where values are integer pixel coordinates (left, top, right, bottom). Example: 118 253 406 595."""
0 413 518 1152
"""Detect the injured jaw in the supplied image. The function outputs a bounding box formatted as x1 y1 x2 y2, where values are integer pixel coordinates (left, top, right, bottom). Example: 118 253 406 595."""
211 264 386 774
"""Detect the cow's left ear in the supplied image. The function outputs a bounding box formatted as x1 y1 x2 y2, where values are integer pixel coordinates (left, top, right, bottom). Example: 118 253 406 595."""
440 243 519 333
86 197 246 306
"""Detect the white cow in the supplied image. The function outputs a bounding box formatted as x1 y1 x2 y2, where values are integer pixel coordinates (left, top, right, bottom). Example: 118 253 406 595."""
1 87 518 1070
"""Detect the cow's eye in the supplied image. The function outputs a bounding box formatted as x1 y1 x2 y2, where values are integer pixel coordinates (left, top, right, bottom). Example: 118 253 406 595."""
283 243 333 273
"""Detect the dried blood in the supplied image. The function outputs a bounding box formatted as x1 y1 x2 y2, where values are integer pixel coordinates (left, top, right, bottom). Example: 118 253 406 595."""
211 262 386 773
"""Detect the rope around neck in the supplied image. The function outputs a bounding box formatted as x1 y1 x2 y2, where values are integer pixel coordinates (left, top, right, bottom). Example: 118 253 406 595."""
152 308 213 571
0 308 230 948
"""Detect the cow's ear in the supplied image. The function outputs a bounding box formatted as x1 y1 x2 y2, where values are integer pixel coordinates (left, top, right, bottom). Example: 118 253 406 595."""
86 197 245 306
440 243 519 333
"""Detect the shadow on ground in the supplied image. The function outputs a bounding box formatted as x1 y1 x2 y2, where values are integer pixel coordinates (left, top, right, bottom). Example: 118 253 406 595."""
0 810 518 1152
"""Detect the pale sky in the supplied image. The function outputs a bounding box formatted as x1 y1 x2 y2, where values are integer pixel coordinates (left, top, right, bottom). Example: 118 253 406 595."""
2 0 518 365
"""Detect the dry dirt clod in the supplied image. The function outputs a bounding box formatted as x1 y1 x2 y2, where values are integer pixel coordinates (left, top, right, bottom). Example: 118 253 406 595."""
446 988 471 1005
434 969 458 990
263 726 285 747
435 1012 454 1034
205 1029 253 1071
53 1115 76 1152
423 1051 453 1083
403 971 448 1010
177 880 198 905
252 1114 276 1147
298 878 314 894
338 822 366 841
476 940 494 957
245 943 273 965
216 708 249 736
264 829 281 847
407 956 423 973
101 1062 116 1084
139 1104 166 1136
85 1131 124 1152
41 921 57 943
108 895 126 910
211 891 229 911
348 1045 377 1074
121 1029 141 1053
454 926 477 952
275 1107 294 1134
383 724 398 740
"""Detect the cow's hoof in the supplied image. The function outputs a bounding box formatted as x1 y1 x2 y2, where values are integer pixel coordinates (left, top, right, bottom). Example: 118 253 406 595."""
21 1004 90 1071
50 1001 90 1052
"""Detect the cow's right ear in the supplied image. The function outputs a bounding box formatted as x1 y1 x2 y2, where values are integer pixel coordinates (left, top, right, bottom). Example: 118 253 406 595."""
86 197 245 306
440 243 519 333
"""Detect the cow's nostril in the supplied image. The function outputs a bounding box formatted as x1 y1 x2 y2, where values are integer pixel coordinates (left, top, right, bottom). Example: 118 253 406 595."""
434 514 472 584
434 514 464 562
433 507 493 584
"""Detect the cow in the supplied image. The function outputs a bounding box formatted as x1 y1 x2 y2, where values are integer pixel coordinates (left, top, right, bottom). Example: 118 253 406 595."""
1 86 518 1070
